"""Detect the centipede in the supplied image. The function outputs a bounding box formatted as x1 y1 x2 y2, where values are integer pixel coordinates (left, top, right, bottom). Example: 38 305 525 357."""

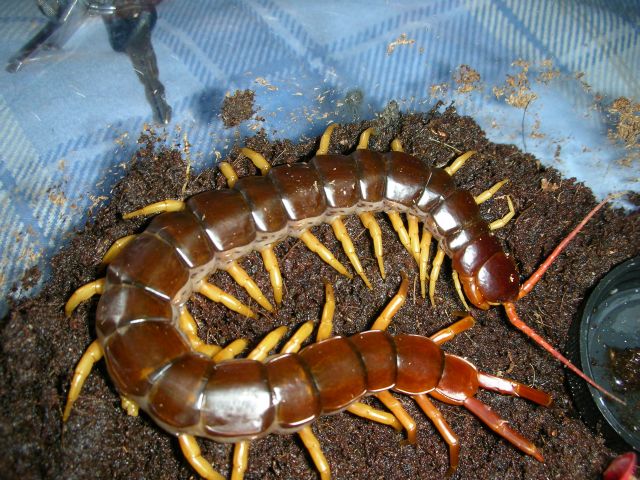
63 122 616 479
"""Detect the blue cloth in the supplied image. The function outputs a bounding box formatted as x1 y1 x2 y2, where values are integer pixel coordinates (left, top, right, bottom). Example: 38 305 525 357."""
1 0 638 315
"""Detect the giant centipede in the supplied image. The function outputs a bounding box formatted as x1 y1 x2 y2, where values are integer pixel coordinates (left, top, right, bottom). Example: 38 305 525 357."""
63 124 614 479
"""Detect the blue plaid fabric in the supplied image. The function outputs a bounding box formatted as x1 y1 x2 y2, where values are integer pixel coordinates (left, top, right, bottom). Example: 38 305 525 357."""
1 0 638 315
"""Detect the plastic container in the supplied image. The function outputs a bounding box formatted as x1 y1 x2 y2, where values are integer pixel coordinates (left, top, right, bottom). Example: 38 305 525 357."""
568 256 640 451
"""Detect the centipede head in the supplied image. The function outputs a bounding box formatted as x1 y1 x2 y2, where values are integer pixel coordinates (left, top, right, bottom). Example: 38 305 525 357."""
459 252 520 310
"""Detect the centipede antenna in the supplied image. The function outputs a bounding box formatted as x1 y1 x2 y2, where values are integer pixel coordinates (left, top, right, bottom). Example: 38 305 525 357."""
518 197 610 299
503 302 625 404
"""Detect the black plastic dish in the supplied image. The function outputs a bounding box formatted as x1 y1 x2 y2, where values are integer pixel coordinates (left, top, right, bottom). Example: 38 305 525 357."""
567 256 640 451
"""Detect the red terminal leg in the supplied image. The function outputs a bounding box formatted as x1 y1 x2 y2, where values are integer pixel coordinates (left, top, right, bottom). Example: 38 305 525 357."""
477 372 552 407
463 396 544 462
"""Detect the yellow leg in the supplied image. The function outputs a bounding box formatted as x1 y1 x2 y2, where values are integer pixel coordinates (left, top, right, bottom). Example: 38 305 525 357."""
407 214 421 263
451 270 471 311
212 339 249 363
197 281 256 318
240 147 271 175
419 227 432 298
414 394 460 476
101 234 137 264
179 308 222 357
316 283 335 342
474 179 508 204
225 261 274 312
282 282 336 352
346 402 402 431
120 396 139 416
298 426 331 480
358 212 385 279
330 218 372 289
231 440 249 480
299 230 352 278
429 248 446 306
178 434 225 480
317 124 338 155
219 161 239 187
371 273 408 331
247 326 288 361
65 278 105 317
387 211 415 262
444 150 476 176
489 195 515 231
429 316 476 345
280 321 314 354
391 138 404 152
375 391 417 444
260 246 283 306
122 199 185 219
63 340 103 421
356 127 376 150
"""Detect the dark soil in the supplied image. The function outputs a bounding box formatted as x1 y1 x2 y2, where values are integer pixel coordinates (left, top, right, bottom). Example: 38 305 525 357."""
221 90 256 127
2 106 639 480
